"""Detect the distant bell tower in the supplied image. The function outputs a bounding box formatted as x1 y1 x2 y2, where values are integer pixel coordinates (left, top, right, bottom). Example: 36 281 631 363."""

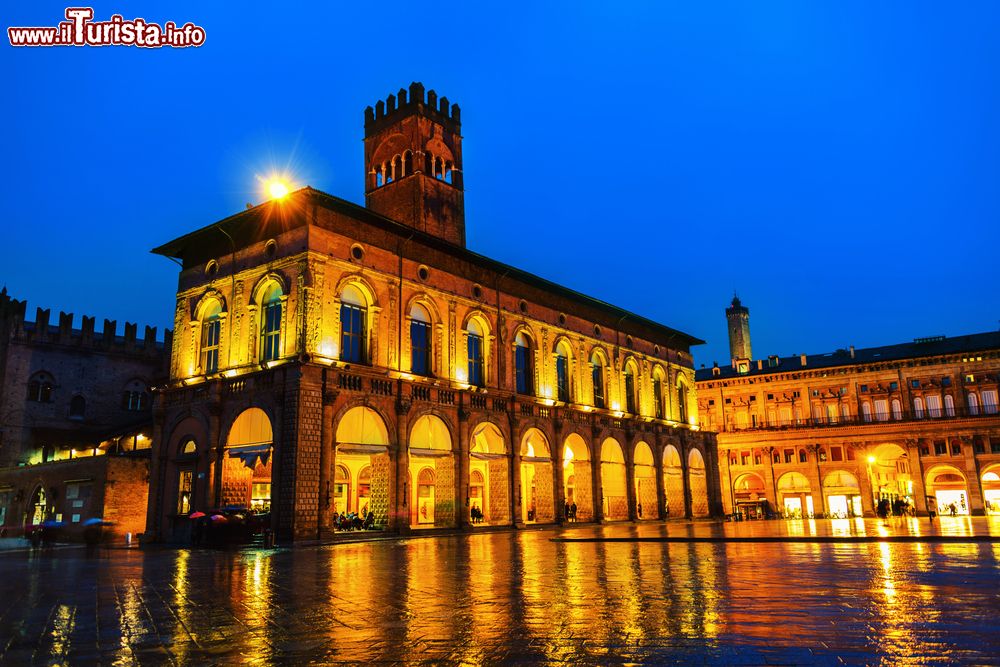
364 82 466 247
726 295 752 367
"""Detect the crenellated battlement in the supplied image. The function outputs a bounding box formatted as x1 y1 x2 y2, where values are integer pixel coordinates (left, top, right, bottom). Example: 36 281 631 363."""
0 289 171 357
364 81 461 133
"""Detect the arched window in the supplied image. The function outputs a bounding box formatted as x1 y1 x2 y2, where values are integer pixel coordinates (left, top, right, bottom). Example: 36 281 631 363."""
890 399 902 421
467 318 485 388
410 303 432 376
652 368 665 420
913 396 925 419
403 150 413 178
375 165 384 187
180 439 197 455
27 372 54 403
424 152 433 175
862 402 873 422
121 380 148 411
200 299 222 374
340 285 368 364
944 394 956 417
515 332 533 396
798 448 808 463
677 381 689 423
260 282 283 362
444 161 453 184
555 341 571 402
968 392 980 416
390 155 400 183
591 352 606 409
926 394 942 418
69 395 86 419
624 362 637 414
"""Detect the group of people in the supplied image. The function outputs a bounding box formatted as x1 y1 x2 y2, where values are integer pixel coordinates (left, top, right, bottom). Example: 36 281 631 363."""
334 510 375 531
469 506 486 523
564 502 579 521
876 498 913 524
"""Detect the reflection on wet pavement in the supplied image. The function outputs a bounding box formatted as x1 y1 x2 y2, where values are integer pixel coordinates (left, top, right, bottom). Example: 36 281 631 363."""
1 524 999 664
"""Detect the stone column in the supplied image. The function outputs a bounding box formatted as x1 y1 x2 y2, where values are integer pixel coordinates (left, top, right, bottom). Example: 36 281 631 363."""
511 409 524 527
857 443 877 517
552 417 566 524
962 435 984 515
681 437 693 519
209 403 223 507
906 439 929 516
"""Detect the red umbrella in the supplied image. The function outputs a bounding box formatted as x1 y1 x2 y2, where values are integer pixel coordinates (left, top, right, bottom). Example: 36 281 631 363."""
188 511 206 519
208 514 227 522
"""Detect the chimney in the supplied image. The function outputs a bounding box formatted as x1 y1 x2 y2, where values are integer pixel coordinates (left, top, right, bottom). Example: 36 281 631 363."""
800 353 807 366
849 345 855 359
757 359 763 370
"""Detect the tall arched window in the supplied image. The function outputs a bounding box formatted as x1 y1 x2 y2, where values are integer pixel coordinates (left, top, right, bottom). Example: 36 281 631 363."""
467 318 485 388
862 402 873 422
968 392 980 416
121 380 148 411
624 362 637 414
555 341 571 402
260 282 283 362
515 332 533 396
27 372 54 403
340 285 368 364
890 398 902 420
591 352 606 409
410 303 432 376
677 381 689 423
652 368 665 419
403 150 413 177
201 299 222 373
913 396 925 419
944 394 956 417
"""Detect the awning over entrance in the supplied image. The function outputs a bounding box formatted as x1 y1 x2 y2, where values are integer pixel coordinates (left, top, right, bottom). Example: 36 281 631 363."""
228 443 272 469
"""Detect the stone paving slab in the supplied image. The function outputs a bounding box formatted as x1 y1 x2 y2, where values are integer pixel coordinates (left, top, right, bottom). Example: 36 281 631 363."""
0 523 998 664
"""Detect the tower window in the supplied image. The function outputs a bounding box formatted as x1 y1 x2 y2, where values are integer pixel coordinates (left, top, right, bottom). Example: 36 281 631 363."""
69 395 86 419
515 332 533 396
260 284 283 363
27 373 54 403
121 381 148 411
410 304 432 377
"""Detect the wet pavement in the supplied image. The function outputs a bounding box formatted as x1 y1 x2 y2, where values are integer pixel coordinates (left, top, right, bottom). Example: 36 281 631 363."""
1 519 999 665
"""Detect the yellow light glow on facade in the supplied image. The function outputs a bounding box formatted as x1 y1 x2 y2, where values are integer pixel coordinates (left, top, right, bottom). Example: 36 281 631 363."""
268 180 290 200
868 455 877 464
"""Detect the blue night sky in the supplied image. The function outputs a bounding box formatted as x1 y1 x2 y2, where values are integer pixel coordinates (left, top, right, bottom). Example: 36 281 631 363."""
2 2 998 367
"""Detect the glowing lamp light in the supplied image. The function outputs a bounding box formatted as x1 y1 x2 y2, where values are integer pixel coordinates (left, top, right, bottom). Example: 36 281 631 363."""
267 180 290 200
867 455 877 464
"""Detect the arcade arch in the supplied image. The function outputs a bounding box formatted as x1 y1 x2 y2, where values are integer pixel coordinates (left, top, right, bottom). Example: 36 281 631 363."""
688 448 710 517
409 414 454 528
601 438 628 521
633 442 658 519
562 433 593 522
222 408 273 511
334 406 391 527
662 444 685 518
926 465 969 516
469 422 510 526
520 428 554 524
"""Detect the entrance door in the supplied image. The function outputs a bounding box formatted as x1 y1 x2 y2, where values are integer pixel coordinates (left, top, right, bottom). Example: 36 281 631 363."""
417 468 435 525
935 490 969 516
783 497 802 518
827 495 849 518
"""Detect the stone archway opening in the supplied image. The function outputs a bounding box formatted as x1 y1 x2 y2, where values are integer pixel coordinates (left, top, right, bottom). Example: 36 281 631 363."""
470 422 510 526
822 470 863 518
28 486 48 526
563 433 593 523
688 448 710 517
335 406 391 528
408 414 455 528
600 438 628 521
223 408 273 512
634 442 658 520
866 443 913 510
520 428 554 524
983 466 1000 515
776 471 813 519
662 444 685 519
732 472 767 520
926 466 969 516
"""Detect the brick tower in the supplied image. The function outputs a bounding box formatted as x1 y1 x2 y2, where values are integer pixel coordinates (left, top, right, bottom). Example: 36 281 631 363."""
726 295 752 365
364 82 465 246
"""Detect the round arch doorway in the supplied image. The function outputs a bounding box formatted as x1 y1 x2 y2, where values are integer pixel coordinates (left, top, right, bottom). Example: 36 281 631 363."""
732 472 767 520
633 442 658 520
334 406 391 528
562 433 593 522
600 438 628 521
520 428 554 524
469 422 510 526
983 465 1000 515
926 466 970 516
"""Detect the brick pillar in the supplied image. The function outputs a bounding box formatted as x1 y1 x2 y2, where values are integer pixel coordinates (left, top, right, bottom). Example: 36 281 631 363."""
395 400 411 533
653 436 666 520
858 443 877 517
907 439 929 516
209 403 223 507
318 387 337 536
146 406 167 540
962 435 984 515
511 410 524 527
681 438 693 519
592 428 605 523
552 417 566 524
457 404 471 529
624 434 638 521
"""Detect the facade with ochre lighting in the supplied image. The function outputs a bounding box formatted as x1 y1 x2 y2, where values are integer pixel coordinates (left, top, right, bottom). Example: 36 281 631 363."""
145 83 721 543
697 297 1000 519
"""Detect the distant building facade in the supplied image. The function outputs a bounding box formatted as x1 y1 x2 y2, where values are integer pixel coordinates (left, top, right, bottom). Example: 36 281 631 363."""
696 297 1000 519
0 290 169 538
145 82 721 543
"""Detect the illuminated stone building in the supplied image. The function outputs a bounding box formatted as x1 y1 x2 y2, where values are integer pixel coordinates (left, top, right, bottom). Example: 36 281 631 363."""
697 297 1000 519
145 82 720 543
0 289 168 539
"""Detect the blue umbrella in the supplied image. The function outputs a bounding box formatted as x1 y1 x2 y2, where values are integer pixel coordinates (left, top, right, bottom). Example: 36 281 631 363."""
82 518 112 526
41 519 65 528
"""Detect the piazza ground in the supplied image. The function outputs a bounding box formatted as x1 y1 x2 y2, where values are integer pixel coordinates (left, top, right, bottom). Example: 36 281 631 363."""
2 519 1000 665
